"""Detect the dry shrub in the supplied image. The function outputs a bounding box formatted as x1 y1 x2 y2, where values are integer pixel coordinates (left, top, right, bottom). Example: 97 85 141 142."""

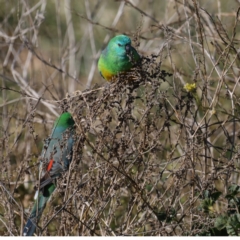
1 0 240 236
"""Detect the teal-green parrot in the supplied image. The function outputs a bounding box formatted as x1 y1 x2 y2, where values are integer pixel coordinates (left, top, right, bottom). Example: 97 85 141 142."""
98 35 140 81
23 112 75 236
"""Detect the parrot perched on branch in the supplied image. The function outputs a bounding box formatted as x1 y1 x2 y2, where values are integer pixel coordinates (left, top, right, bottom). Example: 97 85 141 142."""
98 35 140 82
23 112 75 236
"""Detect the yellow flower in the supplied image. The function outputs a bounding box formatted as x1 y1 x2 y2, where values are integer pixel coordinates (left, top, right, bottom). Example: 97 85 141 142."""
184 83 196 93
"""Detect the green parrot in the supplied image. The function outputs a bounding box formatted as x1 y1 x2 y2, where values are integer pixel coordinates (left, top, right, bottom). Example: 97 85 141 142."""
23 112 75 236
98 35 140 81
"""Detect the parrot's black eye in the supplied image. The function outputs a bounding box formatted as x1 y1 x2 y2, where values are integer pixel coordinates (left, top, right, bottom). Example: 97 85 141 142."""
118 43 122 47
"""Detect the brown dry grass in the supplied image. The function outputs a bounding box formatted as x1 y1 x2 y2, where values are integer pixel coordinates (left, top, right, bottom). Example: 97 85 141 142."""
1 0 240 236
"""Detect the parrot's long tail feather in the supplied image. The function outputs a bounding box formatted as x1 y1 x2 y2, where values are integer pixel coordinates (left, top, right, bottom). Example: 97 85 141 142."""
23 183 55 236
23 217 38 236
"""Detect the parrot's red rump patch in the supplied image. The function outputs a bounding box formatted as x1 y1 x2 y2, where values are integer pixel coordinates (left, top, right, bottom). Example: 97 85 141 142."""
47 159 54 171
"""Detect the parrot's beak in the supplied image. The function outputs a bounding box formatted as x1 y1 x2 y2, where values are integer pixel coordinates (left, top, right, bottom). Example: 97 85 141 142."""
125 44 131 54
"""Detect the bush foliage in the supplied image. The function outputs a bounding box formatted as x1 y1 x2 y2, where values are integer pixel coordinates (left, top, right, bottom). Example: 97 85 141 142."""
1 0 240 236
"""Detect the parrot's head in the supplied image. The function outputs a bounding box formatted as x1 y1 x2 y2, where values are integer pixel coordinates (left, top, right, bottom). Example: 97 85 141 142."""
107 35 135 58
54 112 75 128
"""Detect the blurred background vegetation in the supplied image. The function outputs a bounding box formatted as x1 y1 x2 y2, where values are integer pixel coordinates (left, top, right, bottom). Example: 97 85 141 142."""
1 0 240 236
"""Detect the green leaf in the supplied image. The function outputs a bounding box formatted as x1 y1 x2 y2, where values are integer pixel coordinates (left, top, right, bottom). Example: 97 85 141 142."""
227 198 240 214
215 215 228 230
201 198 214 213
227 214 240 236
154 208 176 222
226 185 240 199
145 184 152 192
209 227 228 236
155 211 167 221
211 191 222 202
204 190 210 199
